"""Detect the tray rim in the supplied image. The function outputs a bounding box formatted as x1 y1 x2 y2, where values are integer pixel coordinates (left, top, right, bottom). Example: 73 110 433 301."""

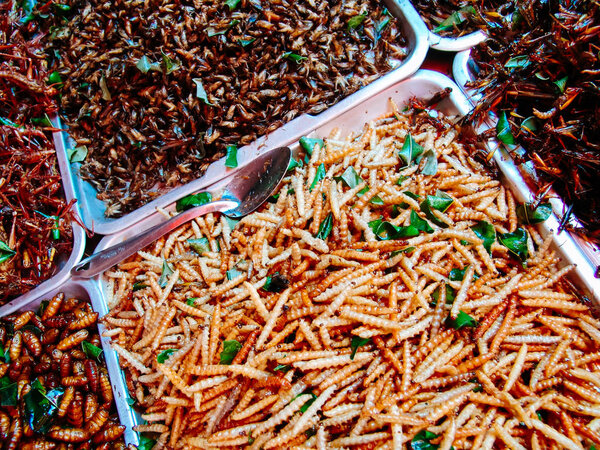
52 0 429 236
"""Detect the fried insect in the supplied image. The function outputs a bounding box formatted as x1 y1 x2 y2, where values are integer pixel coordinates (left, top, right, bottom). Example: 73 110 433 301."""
48 427 90 443
22 331 42 357
56 330 89 351
91 423 125 443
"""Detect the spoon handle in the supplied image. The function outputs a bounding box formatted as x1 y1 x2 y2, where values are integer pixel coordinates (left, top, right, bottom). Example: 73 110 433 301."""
72 200 238 279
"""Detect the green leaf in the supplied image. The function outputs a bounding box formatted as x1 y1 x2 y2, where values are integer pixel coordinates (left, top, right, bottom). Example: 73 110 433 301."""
496 111 515 146
431 284 456 306
157 349 176 364
188 237 210 255
225 145 238 168
207 19 240 36
224 216 240 231
82 341 103 360
516 203 552 225
521 116 539 133
274 364 291 373
288 157 303 171
390 247 416 258
368 218 419 241
554 76 568 93
449 266 469 281
410 210 434 234
471 221 495 254
333 166 382 205
0 240 16 265
158 260 174 288
347 12 367 30
262 272 289 292
0 344 9 364
225 0 240 10
19 0 37 24
136 56 161 74
161 52 179 74
220 340 242 365
498 228 529 261
411 429 439 450
299 391 318 413
238 38 256 47
282 51 307 63
504 55 530 69
126 397 136 406
420 149 438 176
395 175 409 185
350 336 370 360
376 16 391 33
446 311 477 330
0 376 17 406
420 191 454 228
299 136 325 155
176 192 213 212
193 78 214 105
433 5 476 33
137 435 157 450
186 298 198 306
309 163 326 191
132 282 148 292
0 117 21 128
399 134 424 166
31 114 53 128
226 268 244 281
315 213 333 241
24 379 63 434
47 71 63 88
53 3 71 13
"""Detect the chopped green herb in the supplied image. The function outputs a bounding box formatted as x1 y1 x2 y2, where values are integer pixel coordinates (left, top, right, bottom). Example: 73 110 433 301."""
298 391 318 413
309 163 326 191
158 260 174 288
395 174 409 185
274 364 291 373
390 247 416 258
282 51 306 63
516 202 552 225
137 435 157 450
521 116 539 133
504 55 530 69
315 212 333 241
47 71 63 88
471 221 496 254
347 12 367 31
288 157 303 171
299 137 324 155
224 216 240 231
449 266 469 281
410 429 439 450
0 240 16 265
186 298 198 306
431 284 456 306
399 134 424 166
176 192 212 212
82 341 103 360
157 349 176 364
350 336 370 360
433 5 476 32
193 78 214 105
496 111 516 146
220 340 242 364
333 166 382 205
207 19 240 36
420 191 454 228
498 228 529 262
446 311 478 330
368 218 419 240
132 282 148 292
31 114 53 128
225 145 238 168
410 210 434 234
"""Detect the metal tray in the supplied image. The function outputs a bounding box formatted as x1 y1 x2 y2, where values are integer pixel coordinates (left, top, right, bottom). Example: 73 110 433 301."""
82 69 600 446
52 0 429 236
452 49 600 285
0 116 86 318
407 1 486 52
0 278 137 445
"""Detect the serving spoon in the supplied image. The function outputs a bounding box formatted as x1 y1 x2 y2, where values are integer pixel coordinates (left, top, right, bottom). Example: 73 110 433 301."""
72 146 291 279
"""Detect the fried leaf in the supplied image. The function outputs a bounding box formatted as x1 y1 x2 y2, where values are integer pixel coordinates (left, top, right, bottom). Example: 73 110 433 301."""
0 376 17 406
399 134 424 166
136 55 161 74
238 38 256 47
498 228 529 261
496 111 515 145
132 282 148 292
368 218 420 240
186 297 198 306
471 221 495 254
554 76 568 93
390 247 416 258
19 0 37 24
82 341 103 360
431 284 456 306
350 336 370 360
24 379 63 434
157 349 176 364
137 435 156 450
220 340 242 365
161 52 179 74
262 272 289 292
225 144 238 168
315 213 333 241
188 238 210 255
288 157 303 171
225 0 241 11
410 210 434 234
395 174 409 185
347 12 367 30
282 51 306 63
299 391 318 413
226 268 244 281
333 166 382 205
47 71 63 88
299 137 324 155
193 78 214 105
446 311 477 330
521 116 539 133
411 429 439 450
158 260 174 288
516 202 552 224
504 55 530 69
420 191 454 228
274 364 291 373
207 19 240 36
420 149 438 176
31 114 53 127
449 266 469 281
0 344 9 364
0 240 16 265
309 163 326 191
176 192 212 212
376 16 391 33
224 216 240 231
433 5 476 32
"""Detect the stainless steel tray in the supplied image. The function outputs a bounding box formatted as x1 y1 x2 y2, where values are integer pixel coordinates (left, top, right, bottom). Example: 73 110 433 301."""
453 49 600 287
52 0 429 236
0 278 137 445
407 1 486 52
0 116 86 318
84 69 600 446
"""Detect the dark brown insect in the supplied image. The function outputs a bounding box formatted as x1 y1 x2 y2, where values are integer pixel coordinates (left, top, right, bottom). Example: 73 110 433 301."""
85 408 109 435
62 375 88 387
84 359 99 393
57 386 75 418
59 353 71 378
12 311 34 330
22 330 42 357
99 371 114 406
67 391 84 428
48 426 90 443
92 423 126 443
84 393 99 423
9 332 22 361
0 411 10 439
41 328 61 345
6 414 23 450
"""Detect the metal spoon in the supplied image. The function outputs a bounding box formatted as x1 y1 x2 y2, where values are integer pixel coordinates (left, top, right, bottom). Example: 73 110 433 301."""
72 146 291 279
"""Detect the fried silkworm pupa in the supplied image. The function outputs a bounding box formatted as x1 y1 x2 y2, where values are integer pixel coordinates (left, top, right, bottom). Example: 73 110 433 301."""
85 408 109 435
84 393 99 423
12 311 34 330
56 330 89 351
42 293 64 320
48 426 90 443
6 415 23 450
9 332 22 362
92 423 126 443
59 352 71 378
22 330 42 357
68 391 84 428
0 411 10 439
57 386 75 418
41 328 61 345
99 371 113 406
62 375 88 387
21 441 57 450
69 312 99 331
85 359 99 392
